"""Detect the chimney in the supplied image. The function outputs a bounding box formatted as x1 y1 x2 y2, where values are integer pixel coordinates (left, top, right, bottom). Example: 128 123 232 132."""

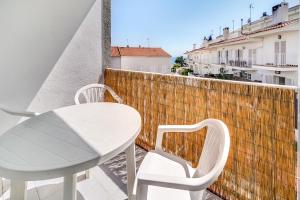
139 45 141 48
126 45 130 48
193 44 197 50
272 2 289 24
223 27 230 40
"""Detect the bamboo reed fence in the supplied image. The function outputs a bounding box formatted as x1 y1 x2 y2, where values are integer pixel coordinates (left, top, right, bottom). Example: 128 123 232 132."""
104 68 296 200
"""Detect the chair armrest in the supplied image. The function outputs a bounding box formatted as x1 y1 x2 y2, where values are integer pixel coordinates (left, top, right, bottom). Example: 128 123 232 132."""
106 87 123 104
136 173 211 192
155 123 206 151
0 105 39 118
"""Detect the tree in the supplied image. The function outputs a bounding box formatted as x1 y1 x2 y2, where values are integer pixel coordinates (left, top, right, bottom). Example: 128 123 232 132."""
175 56 186 67
177 68 194 76
171 63 181 73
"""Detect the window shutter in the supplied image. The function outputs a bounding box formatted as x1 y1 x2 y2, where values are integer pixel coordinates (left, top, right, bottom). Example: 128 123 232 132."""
253 49 257 65
248 49 253 67
281 41 286 65
274 42 279 66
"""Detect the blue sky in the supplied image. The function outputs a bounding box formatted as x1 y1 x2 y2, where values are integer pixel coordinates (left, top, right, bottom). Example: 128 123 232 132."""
112 0 299 57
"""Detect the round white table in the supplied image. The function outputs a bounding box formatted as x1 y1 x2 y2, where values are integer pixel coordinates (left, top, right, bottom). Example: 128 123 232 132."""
0 103 141 200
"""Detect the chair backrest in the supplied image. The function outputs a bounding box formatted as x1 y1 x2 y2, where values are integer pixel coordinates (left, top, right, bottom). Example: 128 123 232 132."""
194 119 230 185
74 84 123 104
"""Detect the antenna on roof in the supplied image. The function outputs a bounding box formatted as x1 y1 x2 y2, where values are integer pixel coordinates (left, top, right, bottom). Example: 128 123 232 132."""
241 18 244 31
249 3 254 26
147 38 150 47
219 26 222 36
126 38 129 46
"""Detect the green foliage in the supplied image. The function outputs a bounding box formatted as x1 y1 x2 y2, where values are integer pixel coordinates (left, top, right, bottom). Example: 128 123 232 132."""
174 56 187 67
216 67 231 80
171 56 188 73
177 68 193 76
171 63 181 73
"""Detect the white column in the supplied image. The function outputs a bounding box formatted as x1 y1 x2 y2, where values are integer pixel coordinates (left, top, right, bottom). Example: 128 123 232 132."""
100 0 111 83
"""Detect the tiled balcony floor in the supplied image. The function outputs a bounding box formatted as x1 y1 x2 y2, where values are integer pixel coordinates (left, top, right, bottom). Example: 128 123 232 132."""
0 146 222 200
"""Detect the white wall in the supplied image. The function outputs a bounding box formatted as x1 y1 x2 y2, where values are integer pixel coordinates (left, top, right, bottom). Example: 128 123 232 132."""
111 57 121 69
120 56 172 74
262 32 299 65
0 0 102 134
286 31 299 65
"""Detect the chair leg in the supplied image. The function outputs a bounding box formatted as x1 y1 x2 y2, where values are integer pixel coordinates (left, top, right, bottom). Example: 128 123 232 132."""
136 184 148 200
10 180 27 200
85 170 90 179
125 143 136 200
201 190 208 200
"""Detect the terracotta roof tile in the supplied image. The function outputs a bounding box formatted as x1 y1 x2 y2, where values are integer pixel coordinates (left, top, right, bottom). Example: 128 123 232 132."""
242 18 299 35
209 36 247 47
111 46 171 57
111 47 121 57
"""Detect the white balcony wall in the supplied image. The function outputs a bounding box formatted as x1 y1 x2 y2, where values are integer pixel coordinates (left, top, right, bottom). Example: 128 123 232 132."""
286 31 299 65
0 0 103 134
119 56 172 74
111 57 122 69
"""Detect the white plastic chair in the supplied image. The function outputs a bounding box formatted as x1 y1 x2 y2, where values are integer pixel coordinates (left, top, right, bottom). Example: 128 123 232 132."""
74 84 123 179
133 119 230 200
74 83 123 104
0 104 39 195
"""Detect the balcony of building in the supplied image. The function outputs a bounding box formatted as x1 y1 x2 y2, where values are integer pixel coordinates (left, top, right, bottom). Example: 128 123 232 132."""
0 0 299 200
252 64 298 72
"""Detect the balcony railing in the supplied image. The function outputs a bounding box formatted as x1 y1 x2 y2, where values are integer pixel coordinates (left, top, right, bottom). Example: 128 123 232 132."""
229 60 251 68
104 68 296 200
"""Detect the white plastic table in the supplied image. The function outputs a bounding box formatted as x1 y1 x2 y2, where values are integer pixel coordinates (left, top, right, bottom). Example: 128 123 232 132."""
0 103 141 200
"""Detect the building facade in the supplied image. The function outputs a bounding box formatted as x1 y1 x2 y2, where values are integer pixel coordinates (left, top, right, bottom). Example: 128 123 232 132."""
186 2 299 86
111 46 172 74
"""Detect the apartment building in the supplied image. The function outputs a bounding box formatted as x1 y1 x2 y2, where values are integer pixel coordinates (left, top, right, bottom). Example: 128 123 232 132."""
186 2 299 85
111 46 172 74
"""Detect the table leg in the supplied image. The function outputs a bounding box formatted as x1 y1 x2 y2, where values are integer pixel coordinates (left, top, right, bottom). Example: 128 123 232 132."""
10 180 27 200
64 174 76 200
125 143 136 200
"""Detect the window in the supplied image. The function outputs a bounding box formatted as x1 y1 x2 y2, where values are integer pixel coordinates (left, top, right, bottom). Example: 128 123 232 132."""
225 50 229 64
253 49 257 65
248 49 253 67
280 41 286 65
274 41 286 66
274 76 286 85
235 49 243 66
275 42 279 65
247 74 252 80
218 51 221 64
279 77 285 85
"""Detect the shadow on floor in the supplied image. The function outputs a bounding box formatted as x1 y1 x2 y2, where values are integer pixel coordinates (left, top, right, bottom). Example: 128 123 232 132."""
100 146 223 200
